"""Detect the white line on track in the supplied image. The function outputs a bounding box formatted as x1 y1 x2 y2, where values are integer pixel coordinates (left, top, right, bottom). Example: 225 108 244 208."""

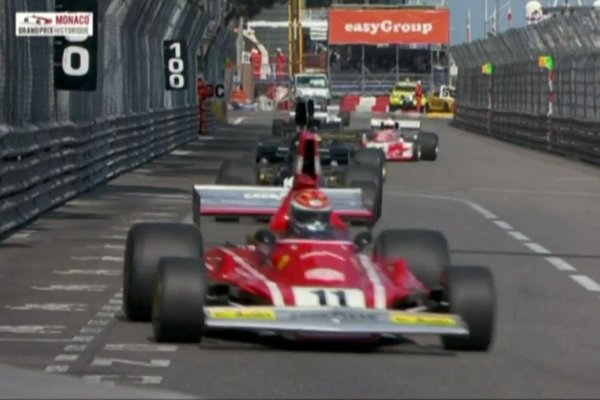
570 275 600 292
386 192 597 300
545 257 577 272
71 255 123 262
232 117 246 125
523 242 551 254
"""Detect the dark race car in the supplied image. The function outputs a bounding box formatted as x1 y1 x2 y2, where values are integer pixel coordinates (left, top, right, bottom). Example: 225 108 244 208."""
122 131 496 351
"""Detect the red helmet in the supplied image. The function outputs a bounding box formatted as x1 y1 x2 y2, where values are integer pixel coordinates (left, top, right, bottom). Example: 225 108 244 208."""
289 189 332 237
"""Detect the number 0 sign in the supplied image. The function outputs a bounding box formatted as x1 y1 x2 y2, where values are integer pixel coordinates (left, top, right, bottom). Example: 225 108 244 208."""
163 40 188 90
54 0 98 91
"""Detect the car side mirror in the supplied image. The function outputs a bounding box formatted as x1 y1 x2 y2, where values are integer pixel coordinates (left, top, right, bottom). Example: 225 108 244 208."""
353 231 372 250
255 229 276 246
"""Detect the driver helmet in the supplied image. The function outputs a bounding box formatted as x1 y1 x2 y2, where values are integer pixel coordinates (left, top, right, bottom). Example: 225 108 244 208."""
289 188 332 237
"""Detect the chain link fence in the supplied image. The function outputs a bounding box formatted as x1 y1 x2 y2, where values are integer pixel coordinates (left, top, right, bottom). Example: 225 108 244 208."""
451 9 600 165
0 0 229 237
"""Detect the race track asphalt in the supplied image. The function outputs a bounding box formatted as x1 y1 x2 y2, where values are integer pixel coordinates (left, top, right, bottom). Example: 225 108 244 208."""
1 111 599 399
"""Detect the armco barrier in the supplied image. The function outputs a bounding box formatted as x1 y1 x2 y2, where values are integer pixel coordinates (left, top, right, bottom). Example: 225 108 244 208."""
0 0 230 238
451 9 600 166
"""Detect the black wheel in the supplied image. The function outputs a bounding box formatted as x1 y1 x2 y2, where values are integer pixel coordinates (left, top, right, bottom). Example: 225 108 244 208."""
343 165 383 222
152 257 207 343
353 148 386 181
372 229 450 291
215 160 258 222
123 223 203 322
351 180 380 226
272 119 284 136
340 111 351 127
411 140 421 161
441 266 495 352
418 132 439 161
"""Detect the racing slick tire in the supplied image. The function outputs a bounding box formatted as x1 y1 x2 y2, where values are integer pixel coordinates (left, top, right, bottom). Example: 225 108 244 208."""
123 223 203 322
441 266 495 352
340 111 351 127
353 148 386 180
272 118 285 137
351 180 380 227
215 160 259 222
418 132 439 161
152 257 207 343
372 229 450 291
343 165 383 222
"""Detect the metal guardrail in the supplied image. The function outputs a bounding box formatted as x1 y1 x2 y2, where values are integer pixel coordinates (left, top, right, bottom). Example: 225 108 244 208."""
450 9 600 166
453 106 600 166
0 0 232 239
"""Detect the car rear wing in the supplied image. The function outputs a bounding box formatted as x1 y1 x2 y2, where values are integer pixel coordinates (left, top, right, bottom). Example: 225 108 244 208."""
192 185 373 226
370 118 421 130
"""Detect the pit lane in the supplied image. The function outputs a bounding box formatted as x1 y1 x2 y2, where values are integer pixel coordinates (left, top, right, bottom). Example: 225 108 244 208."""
0 111 599 398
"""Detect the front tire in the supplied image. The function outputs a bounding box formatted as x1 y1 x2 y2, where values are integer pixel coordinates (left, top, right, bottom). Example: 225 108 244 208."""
441 266 496 352
372 229 450 291
123 223 203 322
418 132 439 161
152 257 207 343
353 148 386 181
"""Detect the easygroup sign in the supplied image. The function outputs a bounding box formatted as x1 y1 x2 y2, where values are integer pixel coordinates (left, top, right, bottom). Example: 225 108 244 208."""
328 8 450 45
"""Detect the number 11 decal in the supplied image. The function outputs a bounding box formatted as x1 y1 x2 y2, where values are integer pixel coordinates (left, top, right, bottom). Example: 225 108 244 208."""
311 289 347 306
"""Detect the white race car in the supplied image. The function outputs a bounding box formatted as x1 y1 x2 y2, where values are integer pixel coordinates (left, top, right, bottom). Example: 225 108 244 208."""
362 118 439 161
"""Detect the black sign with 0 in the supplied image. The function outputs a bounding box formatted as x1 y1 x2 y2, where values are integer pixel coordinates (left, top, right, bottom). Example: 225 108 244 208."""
163 40 188 90
53 0 98 91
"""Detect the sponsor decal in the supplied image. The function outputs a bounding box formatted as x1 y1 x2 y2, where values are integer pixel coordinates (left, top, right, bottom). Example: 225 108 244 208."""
208 308 276 320
288 309 377 323
16 12 93 36
242 192 286 200
328 9 449 45
304 268 345 282
390 312 457 326
277 254 290 270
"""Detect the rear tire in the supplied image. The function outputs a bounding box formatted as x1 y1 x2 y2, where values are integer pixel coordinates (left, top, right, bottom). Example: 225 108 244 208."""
272 119 284 136
353 148 386 181
215 160 259 222
343 165 383 221
152 257 207 343
418 133 439 161
441 266 495 352
372 229 450 291
351 180 380 227
123 223 203 322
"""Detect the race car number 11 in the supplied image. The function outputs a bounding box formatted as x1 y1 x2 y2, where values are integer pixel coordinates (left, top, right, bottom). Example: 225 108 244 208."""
292 287 366 308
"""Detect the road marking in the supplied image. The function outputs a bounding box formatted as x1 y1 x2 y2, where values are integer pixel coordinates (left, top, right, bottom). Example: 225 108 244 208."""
545 257 577 272
570 275 600 292
232 117 246 125
55 354 78 362
100 235 127 240
64 344 87 351
104 344 178 352
141 211 177 217
171 150 190 156
96 312 115 318
0 325 64 334
0 338 74 343
10 232 32 240
88 319 110 326
32 284 107 292
72 335 95 343
102 305 121 312
80 327 103 334
45 365 69 373
114 292 123 298
91 358 171 368
108 299 123 305
82 375 163 385
85 244 125 250
71 256 123 262
470 188 600 198
523 242 551 254
493 220 513 230
507 231 530 241
385 192 596 299
53 269 120 276
5 303 87 312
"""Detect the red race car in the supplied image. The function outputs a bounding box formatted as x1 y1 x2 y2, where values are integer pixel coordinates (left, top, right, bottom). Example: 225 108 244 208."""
122 116 495 351
363 117 439 161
